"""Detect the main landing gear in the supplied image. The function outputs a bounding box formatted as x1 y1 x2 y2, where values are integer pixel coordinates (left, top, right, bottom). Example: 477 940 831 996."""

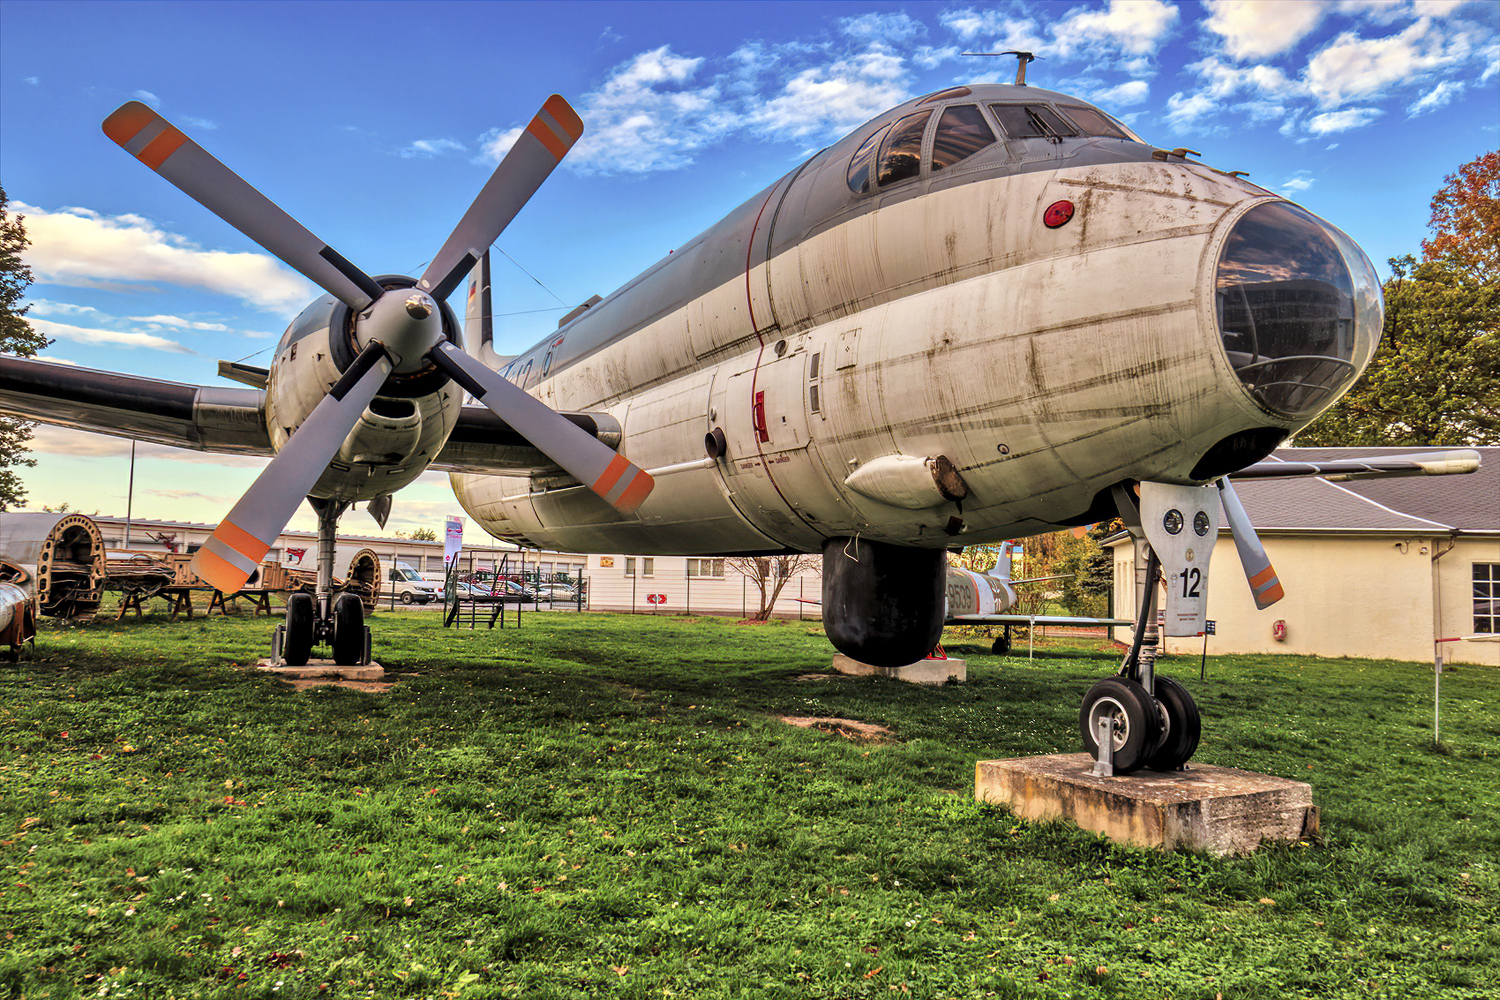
270 499 371 668
1079 547 1201 774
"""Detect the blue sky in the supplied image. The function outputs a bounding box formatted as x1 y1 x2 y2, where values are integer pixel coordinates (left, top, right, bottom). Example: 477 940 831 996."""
1 0 1496 536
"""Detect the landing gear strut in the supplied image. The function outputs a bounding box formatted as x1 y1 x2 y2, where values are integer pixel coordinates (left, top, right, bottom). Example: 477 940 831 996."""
1080 509 1201 774
270 499 371 667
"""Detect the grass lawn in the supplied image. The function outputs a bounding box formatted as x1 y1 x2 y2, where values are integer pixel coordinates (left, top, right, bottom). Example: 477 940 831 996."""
1 610 1495 999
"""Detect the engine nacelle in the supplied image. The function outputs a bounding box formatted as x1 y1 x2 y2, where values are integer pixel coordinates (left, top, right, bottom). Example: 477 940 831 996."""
821 537 946 667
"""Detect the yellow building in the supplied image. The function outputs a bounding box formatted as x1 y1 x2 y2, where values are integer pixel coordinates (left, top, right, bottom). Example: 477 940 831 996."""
1109 447 1500 666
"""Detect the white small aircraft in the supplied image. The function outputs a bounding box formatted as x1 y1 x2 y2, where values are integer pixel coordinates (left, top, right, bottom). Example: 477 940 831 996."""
1 57 1480 772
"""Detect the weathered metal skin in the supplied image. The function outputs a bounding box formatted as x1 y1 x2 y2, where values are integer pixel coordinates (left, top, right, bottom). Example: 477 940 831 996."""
452 83 1381 556
265 279 466 505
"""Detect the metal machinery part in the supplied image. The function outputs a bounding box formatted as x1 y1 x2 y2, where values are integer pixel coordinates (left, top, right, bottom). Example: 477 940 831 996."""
0 513 106 619
821 536 947 667
343 548 382 613
0 562 36 659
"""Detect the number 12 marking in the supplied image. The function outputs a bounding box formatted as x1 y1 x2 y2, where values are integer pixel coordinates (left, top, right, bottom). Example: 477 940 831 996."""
1181 567 1202 598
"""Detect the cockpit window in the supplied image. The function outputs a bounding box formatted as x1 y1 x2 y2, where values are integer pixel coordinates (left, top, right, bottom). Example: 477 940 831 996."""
1057 105 1134 140
876 111 931 187
846 125 890 195
918 86 973 105
931 105 995 171
989 104 1076 139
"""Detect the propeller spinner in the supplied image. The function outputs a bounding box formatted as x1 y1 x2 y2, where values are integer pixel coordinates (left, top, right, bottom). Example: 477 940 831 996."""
103 97 654 593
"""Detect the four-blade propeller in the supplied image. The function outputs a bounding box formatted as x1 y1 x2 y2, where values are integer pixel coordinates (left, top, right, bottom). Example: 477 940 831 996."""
102 97 654 593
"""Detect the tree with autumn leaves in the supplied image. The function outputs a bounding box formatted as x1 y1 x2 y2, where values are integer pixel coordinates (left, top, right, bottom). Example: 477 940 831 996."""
0 187 54 510
1299 151 1499 447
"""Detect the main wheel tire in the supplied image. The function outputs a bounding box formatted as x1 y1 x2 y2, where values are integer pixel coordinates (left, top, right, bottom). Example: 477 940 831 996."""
283 593 316 667
1079 676 1162 774
1145 675 1201 771
992 634 1011 656
331 593 365 666
400 592 415 605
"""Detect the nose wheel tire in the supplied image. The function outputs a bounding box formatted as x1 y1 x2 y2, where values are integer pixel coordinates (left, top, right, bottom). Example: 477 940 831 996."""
1079 677 1161 775
331 593 365 666
1144 675 1201 771
992 633 1011 656
283 593 315 666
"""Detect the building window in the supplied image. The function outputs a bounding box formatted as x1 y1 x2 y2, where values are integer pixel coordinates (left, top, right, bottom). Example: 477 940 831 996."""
1476 563 1499 634
625 557 654 578
687 558 725 578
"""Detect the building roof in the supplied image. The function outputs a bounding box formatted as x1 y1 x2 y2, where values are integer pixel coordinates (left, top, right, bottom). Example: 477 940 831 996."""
1232 447 1500 534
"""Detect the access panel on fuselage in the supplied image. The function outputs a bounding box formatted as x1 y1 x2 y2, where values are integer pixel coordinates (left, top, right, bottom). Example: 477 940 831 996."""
711 351 828 549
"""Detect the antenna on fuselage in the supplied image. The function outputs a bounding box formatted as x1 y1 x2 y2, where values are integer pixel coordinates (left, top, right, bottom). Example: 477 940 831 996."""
961 50 1037 86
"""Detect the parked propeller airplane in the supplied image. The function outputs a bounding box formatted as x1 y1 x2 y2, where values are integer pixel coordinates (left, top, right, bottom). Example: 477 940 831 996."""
0 62 1481 772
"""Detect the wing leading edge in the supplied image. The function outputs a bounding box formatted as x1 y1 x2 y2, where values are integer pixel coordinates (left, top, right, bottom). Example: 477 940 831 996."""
0 354 616 477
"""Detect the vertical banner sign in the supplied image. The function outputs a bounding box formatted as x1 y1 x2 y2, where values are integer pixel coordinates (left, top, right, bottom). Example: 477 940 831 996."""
1140 482 1221 637
444 516 464 568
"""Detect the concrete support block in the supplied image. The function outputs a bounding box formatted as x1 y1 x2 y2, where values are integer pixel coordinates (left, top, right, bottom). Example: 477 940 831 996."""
832 653 965 684
257 659 386 682
975 753 1317 855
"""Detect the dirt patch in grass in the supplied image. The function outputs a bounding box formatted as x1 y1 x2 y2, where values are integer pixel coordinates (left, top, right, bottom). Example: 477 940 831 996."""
780 715 893 741
281 678 398 692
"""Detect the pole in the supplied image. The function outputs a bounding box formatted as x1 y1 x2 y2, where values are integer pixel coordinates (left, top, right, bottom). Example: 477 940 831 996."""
1434 650 1442 745
742 575 746 619
686 562 691 615
1200 630 1209 681
124 439 136 549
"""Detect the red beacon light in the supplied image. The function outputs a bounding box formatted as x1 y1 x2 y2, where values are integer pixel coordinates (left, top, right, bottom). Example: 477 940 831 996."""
1043 200 1075 228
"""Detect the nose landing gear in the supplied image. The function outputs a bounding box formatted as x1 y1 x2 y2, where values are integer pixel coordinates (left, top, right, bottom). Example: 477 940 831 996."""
1080 545 1202 774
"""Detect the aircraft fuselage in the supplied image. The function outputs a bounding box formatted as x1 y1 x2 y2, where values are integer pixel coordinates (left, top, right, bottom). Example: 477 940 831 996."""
450 83 1381 556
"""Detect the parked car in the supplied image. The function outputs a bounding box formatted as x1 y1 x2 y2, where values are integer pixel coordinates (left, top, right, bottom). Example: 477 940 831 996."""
491 580 537 603
534 583 579 603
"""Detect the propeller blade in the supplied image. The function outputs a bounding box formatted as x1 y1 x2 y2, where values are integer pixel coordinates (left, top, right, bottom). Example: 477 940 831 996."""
190 344 393 592
102 101 383 309
1217 477 1284 609
419 95 584 301
427 341 653 514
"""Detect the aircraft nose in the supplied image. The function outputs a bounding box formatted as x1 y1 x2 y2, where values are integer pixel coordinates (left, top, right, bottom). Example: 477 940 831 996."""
1214 201 1382 420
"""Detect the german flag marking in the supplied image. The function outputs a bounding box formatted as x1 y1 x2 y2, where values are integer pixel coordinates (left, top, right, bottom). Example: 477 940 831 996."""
192 548 249 594
592 453 629 495
1249 566 1277 588
215 519 271 564
526 118 568 160
138 126 187 170
614 471 654 515
543 95 584 140
102 103 158 146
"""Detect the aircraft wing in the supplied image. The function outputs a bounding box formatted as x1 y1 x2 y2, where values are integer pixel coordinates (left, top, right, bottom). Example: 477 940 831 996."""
0 355 272 456
0 354 616 477
1232 450 1481 481
949 614 1133 626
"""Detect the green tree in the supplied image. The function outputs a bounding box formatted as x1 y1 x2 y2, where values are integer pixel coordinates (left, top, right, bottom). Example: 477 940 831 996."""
0 187 52 510
1298 253 1499 446
407 527 437 541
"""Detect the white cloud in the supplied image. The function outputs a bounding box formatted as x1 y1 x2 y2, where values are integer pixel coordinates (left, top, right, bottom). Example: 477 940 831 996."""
25 299 101 318
132 90 160 108
1304 18 1476 107
14 202 315 313
1407 78 1464 114
1280 171 1316 193
840 12 925 44
400 137 466 159
1053 0 1180 58
913 45 962 70
1094 80 1150 105
183 117 217 130
25 76 38 86
1306 107 1385 133
939 8 1047 51
28 317 192 354
27 425 268 467
1164 90 1221 126
1189 56 1302 100
127 314 231 332
1203 1 1327 60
